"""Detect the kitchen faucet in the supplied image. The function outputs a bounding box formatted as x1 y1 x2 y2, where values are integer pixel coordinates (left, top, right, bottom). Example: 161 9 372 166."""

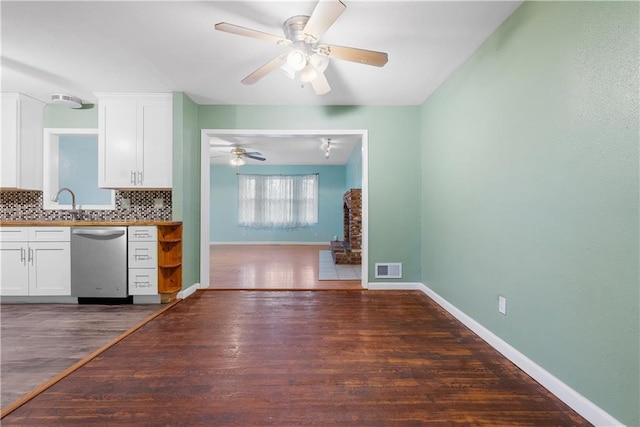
53 187 81 220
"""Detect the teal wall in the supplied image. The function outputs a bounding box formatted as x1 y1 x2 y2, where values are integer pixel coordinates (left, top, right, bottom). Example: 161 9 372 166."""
172 92 201 289
210 164 346 243
419 2 639 425
199 106 422 282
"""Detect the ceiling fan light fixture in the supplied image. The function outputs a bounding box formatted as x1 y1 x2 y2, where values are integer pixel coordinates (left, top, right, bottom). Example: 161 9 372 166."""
287 49 307 71
230 156 246 166
280 62 296 79
300 64 318 82
310 53 329 72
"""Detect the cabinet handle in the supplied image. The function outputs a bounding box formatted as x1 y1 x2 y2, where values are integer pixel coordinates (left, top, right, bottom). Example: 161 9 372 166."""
131 170 136 185
137 171 143 185
28 248 34 265
20 247 26 264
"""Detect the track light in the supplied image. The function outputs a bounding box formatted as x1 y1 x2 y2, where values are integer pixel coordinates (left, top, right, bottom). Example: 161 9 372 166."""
321 138 331 159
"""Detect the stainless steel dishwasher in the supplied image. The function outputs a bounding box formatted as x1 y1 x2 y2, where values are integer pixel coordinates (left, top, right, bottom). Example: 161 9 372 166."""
71 227 128 298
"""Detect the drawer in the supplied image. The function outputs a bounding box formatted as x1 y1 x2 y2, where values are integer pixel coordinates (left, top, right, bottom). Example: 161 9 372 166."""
128 268 158 295
128 226 157 242
128 242 157 268
0 227 28 241
29 227 71 242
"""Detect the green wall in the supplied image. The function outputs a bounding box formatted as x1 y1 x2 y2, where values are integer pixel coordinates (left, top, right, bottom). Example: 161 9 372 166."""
172 92 201 289
198 106 422 282
43 104 98 128
419 2 639 425
210 164 347 243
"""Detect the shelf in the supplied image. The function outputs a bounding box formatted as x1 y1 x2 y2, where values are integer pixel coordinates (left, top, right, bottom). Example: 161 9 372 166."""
159 263 181 269
159 238 181 243
156 223 182 301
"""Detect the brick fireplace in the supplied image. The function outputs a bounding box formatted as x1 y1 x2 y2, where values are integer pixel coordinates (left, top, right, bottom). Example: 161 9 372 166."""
331 188 362 265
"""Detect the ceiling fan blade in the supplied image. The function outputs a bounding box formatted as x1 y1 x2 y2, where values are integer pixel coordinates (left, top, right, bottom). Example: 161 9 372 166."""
316 44 388 67
215 22 292 46
311 70 331 95
302 0 346 43
245 154 266 161
241 54 288 85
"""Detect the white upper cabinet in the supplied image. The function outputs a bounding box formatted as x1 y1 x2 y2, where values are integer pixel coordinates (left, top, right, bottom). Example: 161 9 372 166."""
97 93 172 189
1 93 45 190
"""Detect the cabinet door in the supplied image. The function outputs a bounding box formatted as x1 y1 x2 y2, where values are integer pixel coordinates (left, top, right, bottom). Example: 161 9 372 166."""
0 94 44 190
139 98 172 188
128 241 157 269
128 268 158 295
0 242 29 296
28 242 71 296
99 98 138 188
1 95 19 188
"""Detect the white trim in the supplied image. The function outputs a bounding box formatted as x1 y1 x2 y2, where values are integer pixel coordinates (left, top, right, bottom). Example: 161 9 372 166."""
367 282 423 291
178 283 201 298
200 129 369 290
368 282 624 427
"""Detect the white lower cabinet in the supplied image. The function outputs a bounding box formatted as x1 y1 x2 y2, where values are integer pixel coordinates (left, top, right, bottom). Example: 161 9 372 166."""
128 226 158 296
0 227 71 296
128 269 158 296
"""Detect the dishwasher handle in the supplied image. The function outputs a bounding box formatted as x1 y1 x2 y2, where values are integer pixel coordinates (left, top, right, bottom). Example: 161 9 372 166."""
72 228 126 237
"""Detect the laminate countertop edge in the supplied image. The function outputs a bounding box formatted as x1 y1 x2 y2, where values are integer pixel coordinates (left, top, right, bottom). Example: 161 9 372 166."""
0 221 182 227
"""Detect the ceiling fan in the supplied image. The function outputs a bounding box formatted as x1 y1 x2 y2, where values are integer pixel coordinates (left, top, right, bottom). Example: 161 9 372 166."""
214 0 388 95
221 147 266 166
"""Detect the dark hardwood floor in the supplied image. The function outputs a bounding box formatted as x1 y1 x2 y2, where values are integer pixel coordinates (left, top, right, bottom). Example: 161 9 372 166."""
0 303 165 412
1 290 590 426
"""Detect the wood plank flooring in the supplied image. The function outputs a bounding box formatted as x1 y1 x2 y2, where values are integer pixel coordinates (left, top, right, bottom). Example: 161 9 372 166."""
210 244 363 290
0 303 163 411
2 291 590 426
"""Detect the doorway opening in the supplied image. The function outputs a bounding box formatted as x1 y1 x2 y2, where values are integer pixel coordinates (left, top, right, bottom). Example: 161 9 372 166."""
199 129 369 289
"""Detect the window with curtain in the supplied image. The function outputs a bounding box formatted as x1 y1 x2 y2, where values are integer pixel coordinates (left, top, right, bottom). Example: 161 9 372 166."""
238 174 319 228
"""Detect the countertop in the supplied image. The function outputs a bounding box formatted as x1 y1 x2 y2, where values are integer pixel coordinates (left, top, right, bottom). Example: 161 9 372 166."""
0 221 182 227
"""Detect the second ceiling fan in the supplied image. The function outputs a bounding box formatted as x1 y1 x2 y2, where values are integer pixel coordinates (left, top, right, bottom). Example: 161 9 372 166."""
215 0 388 95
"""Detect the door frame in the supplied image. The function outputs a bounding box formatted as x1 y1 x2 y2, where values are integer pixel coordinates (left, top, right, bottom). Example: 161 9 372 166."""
199 129 369 288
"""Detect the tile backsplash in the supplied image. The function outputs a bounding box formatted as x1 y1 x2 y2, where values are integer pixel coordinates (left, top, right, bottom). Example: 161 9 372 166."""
0 190 172 222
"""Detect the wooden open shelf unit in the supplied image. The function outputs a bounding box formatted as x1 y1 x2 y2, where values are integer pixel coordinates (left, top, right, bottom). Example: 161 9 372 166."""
157 223 182 303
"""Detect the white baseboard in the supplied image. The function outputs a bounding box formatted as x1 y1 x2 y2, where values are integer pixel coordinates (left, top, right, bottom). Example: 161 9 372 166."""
177 283 200 300
368 281 623 427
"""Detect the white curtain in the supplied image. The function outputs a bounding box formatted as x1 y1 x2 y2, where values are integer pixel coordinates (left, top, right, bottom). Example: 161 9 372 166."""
238 174 318 228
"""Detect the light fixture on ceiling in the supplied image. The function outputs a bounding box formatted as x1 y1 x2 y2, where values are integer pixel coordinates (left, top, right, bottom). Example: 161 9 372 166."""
300 64 318 83
286 49 307 72
321 138 332 159
230 155 246 167
310 53 329 73
50 93 83 109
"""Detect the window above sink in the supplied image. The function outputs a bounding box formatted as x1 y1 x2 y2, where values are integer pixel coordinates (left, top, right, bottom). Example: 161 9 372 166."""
43 128 115 211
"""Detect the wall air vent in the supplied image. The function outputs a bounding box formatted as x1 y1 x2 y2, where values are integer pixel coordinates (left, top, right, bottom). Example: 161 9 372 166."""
375 263 402 279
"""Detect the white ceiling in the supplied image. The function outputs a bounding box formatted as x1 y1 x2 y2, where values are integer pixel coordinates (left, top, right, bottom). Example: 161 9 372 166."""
1 0 522 165
208 131 362 165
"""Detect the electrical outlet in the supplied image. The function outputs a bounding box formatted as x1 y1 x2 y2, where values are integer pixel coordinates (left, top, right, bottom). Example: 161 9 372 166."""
498 296 507 315
121 198 130 209
154 198 164 209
